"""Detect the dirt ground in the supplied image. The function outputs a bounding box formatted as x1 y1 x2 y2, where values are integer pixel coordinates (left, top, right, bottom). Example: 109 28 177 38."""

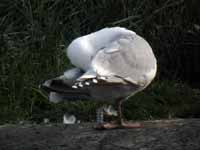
0 119 200 150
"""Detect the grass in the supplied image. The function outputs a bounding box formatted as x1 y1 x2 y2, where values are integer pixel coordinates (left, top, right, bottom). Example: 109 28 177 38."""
125 80 200 120
0 0 200 124
0 79 199 124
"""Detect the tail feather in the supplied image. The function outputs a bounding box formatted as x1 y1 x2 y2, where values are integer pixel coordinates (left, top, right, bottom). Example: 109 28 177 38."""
49 92 91 103
40 78 91 102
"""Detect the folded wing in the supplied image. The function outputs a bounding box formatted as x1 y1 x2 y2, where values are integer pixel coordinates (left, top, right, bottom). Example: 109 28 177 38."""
87 34 157 87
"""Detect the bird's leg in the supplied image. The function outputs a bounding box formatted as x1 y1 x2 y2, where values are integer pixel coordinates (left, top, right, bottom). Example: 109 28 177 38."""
117 99 123 125
95 98 124 129
95 105 118 129
117 98 142 128
95 98 142 129
96 107 104 124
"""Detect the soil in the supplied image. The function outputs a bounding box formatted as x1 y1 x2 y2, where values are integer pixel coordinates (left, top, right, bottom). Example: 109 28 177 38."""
0 119 200 150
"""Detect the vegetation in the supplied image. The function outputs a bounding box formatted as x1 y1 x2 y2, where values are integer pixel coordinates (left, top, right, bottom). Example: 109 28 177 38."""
0 0 200 124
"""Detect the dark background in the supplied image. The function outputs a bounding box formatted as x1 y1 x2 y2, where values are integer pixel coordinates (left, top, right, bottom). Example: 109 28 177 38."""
0 0 200 124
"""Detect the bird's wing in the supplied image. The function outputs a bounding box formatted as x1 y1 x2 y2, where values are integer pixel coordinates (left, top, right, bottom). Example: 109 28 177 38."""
41 34 157 101
90 34 157 86
62 68 84 81
41 67 85 91
41 67 90 100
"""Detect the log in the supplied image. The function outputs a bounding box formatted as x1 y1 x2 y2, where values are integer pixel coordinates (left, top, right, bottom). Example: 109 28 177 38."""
0 119 200 150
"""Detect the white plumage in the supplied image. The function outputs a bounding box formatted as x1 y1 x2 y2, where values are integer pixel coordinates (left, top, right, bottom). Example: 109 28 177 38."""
42 27 157 129
67 27 136 71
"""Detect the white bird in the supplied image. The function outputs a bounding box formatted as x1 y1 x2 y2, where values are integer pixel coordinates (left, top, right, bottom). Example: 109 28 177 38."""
41 27 157 129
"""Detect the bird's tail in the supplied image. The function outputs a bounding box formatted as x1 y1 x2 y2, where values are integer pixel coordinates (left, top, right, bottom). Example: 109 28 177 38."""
40 78 91 103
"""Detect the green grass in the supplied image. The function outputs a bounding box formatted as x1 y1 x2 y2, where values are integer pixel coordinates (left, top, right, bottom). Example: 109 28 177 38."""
125 80 200 120
0 0 200 124
0 79 199 124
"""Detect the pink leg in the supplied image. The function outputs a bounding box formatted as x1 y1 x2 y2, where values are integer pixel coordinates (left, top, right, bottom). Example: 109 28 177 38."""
95 99 143 129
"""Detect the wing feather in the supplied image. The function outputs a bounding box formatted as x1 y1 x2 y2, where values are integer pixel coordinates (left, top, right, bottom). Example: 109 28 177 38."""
91 34 157 86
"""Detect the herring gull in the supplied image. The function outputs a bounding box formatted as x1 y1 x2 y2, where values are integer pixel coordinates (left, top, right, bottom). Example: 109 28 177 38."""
41 27 157 129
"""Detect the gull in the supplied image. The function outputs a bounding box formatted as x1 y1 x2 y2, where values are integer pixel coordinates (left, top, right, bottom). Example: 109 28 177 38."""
41 27 157 129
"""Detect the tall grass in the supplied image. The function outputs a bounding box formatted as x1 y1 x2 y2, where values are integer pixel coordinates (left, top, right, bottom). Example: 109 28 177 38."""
0 0 200 124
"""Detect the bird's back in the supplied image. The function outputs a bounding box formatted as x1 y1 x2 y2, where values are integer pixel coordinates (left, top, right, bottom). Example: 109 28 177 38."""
67 27 136 71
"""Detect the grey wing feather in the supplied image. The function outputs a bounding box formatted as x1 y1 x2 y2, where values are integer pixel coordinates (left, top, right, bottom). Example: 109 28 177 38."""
59 68 84 85
91 34 157 86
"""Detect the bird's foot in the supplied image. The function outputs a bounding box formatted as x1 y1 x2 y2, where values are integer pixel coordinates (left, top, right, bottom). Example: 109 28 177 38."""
121 121 143 128
95 121 118 130
94 121 143 130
